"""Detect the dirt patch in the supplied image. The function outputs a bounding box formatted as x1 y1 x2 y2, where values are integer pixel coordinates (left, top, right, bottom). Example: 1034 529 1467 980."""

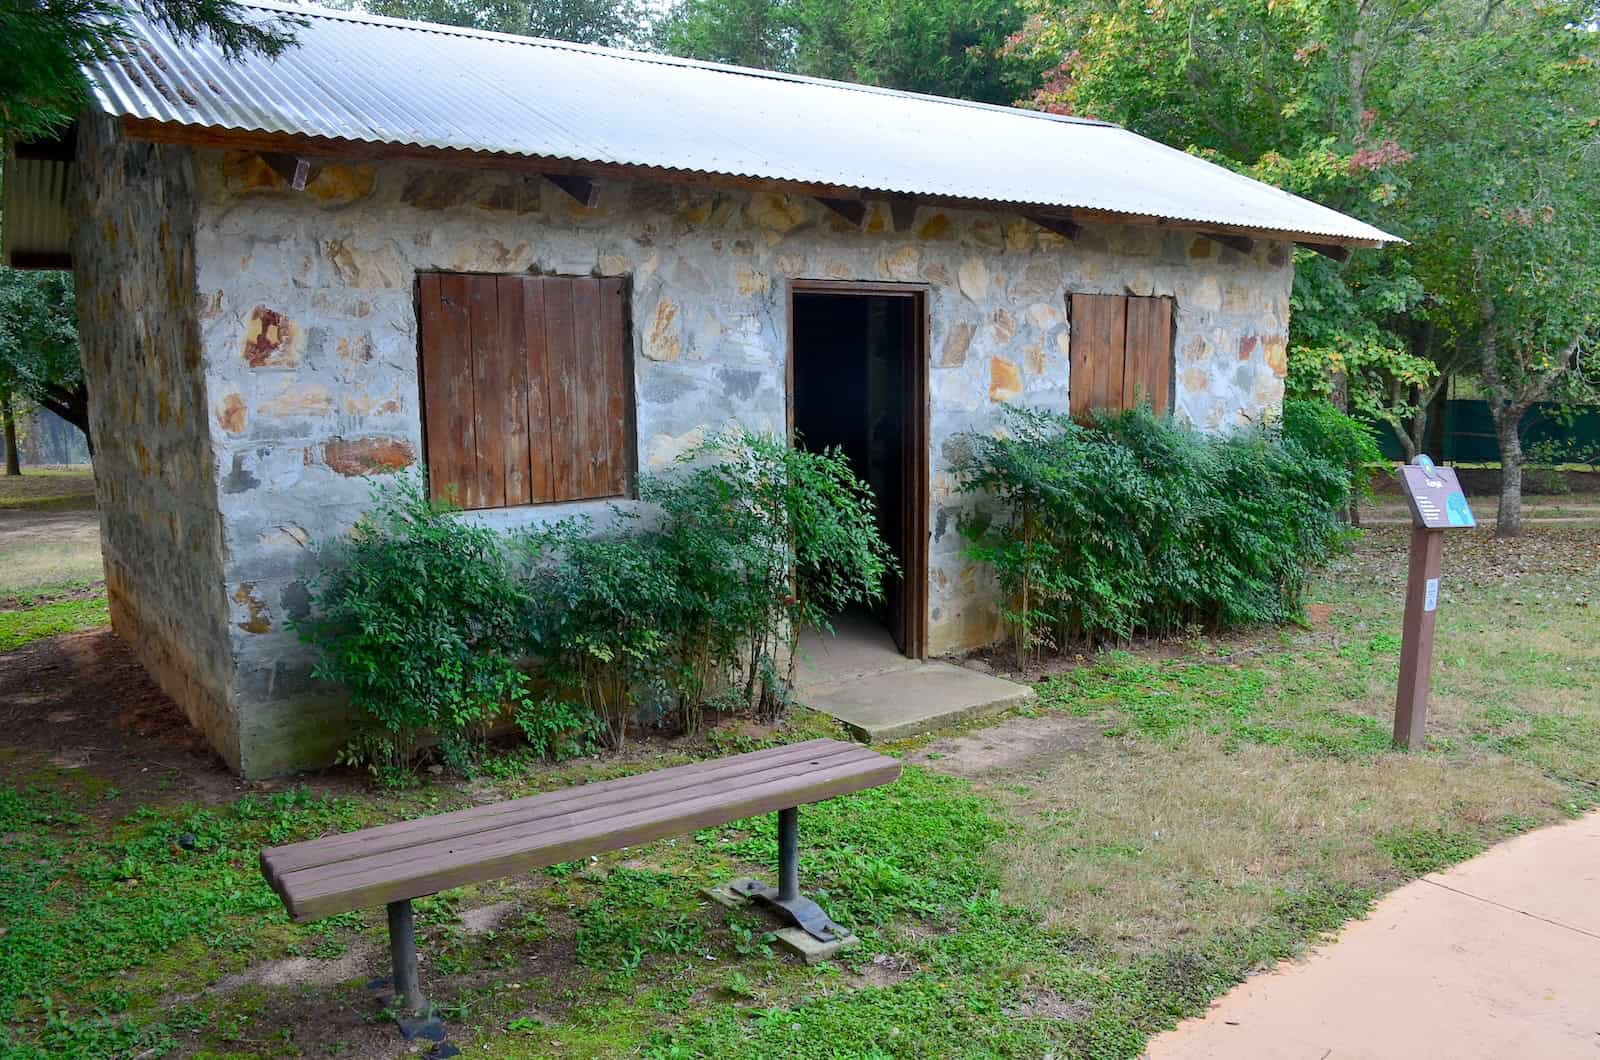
905 712 1105 777
847 950 919 988
208 944 380 993
460 900 517 936
1005 990 1093 1022
0 629 269 807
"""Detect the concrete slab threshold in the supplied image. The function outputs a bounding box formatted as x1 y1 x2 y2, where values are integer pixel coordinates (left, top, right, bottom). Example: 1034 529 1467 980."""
792 613 1034 741
805 662 1035 742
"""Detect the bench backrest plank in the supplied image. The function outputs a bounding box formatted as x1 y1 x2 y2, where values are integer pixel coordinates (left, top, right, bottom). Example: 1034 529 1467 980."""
263 739 899 922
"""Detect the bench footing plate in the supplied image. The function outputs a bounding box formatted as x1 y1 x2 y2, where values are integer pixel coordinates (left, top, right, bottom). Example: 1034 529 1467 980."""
728 876 845 942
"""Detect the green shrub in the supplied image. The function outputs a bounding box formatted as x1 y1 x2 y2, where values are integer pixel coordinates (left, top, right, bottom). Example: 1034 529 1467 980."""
957 405 1356 665
655 430 895 717
294 473 531 781
301 434 894 775
516 516 675 750
1281 398 1383 508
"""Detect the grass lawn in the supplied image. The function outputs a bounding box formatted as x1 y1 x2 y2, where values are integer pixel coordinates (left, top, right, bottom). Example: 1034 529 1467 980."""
0 466 97 511
0 524 1596 1058
0 467 107 647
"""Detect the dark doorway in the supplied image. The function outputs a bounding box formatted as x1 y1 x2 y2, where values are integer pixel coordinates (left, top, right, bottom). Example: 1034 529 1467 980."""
789 283 928 659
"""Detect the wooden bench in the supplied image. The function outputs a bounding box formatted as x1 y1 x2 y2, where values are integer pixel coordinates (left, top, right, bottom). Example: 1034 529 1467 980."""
260 738 900 1033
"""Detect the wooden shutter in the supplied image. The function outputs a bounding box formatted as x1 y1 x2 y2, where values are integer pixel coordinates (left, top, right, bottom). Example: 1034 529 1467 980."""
418 274 630 509
1068 293 1173 416
1124 296 1174 413
1068 293 1127 418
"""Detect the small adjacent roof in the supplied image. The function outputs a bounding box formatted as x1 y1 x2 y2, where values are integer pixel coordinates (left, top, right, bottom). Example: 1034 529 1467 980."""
47 2 1401 256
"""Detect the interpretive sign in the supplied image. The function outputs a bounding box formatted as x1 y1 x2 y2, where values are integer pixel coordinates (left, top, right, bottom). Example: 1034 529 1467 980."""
1397 454 1475 529
1393 455 1475 750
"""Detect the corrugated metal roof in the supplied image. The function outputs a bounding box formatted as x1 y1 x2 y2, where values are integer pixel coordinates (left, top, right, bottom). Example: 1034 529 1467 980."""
83 1 1400 246
1 153 74 266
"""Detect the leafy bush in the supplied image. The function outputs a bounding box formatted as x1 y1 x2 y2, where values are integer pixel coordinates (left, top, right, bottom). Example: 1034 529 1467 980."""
957 405 1356 666
294 474 531 781
646 430 896 719
517 516 675 750
301 433 894 774
1281 398 1382 508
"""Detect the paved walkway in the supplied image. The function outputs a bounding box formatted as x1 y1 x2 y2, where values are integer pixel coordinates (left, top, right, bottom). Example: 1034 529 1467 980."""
1146 812 1600 1059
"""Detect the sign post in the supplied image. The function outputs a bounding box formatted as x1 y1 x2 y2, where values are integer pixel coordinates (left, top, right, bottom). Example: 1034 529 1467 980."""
1392 455 1475 750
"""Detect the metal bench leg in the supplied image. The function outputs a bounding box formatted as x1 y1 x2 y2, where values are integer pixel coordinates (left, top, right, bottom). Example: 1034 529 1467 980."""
384 899 445 1042
730 806 845 943
778 806 800 903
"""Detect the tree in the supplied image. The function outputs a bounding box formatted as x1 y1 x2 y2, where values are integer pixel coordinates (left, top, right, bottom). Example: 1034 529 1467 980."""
1396 3 1600 535
357 0 651 48
1008 0 1600 534
0 267 87 468
654 0 1031 105
1 0 300 141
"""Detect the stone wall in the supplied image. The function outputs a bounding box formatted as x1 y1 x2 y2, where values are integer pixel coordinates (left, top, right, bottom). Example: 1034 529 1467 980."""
185 148 1292 773
72 116 240 768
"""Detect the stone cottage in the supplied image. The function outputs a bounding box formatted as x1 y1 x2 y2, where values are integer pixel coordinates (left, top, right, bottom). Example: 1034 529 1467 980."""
1 2 1398 776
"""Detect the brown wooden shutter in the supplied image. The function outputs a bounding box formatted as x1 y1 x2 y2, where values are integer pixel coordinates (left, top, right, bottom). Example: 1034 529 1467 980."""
418 274 631 509
1068 293 1127 418
1069 293 1174 416
1124 296 1174 413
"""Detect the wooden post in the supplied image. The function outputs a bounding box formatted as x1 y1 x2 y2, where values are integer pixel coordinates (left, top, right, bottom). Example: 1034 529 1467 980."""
1394 526 1444 750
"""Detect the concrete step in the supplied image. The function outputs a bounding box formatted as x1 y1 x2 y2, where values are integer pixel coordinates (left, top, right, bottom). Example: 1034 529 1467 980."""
802 661 1036 743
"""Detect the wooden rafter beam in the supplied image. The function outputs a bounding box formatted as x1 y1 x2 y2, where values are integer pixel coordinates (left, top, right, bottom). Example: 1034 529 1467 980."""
259 152 313 190
1296 241 1353 263
6 251 72 270
816 196 869 229
13 128 76 163
545 173 599 208
1205 232 1256 255
1028 214 1081 241
889 198 917 233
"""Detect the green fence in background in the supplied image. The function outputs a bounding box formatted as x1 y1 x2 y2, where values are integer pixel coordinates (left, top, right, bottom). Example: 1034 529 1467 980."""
1369 400 1600 465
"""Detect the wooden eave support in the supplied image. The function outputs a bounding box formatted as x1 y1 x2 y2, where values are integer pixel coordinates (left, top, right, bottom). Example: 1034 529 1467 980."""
816 197 869 230
6 251 72 271
1205 232 1256 255
12 127 76 163
259 152 313 191
545 173 599 208
1296 241 1353 263
889 198 917 233
1029 214 1081 241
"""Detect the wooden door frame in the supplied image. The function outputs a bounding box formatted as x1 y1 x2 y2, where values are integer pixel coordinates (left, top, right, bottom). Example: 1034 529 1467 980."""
785 279 930 660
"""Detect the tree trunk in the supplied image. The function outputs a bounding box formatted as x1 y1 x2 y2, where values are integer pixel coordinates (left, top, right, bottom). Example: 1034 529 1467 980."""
37 381 93 457
1492 406 1527 538
1 390 20 476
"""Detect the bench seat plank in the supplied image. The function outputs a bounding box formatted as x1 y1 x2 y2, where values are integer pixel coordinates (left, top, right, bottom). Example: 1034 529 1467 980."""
263 739 847 884
262 738 899 922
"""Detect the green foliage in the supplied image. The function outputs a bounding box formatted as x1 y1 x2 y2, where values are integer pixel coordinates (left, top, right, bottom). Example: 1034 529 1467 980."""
295 473 533 778
957 405 1355 664
300 434 891 776
1375 828 1485 876
356 0 651 48
0 0 300 140
1280 398 1382 505
641 429 896 718
1008 0 1600 521
519 515 675 749
654 0 1030 105
0 594 109 650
